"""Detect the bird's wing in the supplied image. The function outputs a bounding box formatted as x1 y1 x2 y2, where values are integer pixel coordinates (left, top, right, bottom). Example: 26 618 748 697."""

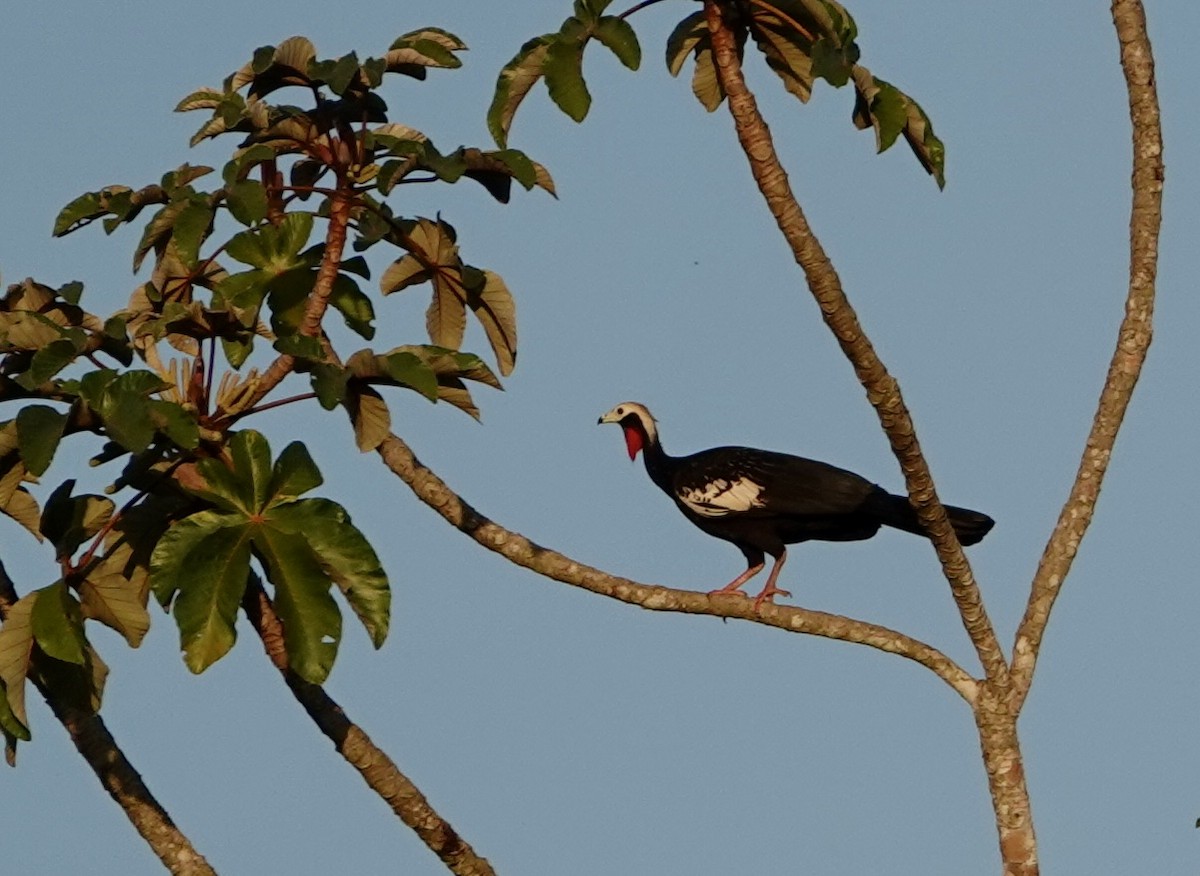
672 448 876 518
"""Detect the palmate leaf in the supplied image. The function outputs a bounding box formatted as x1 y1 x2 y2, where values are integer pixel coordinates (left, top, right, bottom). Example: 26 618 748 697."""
544 36 591 123
269 500 389 648
150 432 389 679
39 480 114 561
0 454 42 541
78 571 151 648
347 386 391 452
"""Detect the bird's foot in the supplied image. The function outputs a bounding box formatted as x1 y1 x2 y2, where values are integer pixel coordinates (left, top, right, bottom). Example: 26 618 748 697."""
752 586 791 611
706 585 749 599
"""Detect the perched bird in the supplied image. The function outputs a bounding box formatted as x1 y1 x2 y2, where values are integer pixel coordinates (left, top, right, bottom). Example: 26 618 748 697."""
598 402 993 608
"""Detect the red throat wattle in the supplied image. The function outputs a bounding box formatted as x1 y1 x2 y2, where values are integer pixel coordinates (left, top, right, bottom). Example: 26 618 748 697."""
622 424 644 460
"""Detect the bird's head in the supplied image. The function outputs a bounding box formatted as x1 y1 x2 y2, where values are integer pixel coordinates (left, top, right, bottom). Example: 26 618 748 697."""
598 402 658 460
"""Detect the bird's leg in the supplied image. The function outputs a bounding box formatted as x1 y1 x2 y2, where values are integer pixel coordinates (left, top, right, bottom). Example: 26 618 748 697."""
751 551 791 610
707 559 764 598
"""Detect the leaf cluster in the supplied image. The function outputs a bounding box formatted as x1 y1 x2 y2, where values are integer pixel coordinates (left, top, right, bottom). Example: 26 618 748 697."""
1 29 549 761
491 0 945 186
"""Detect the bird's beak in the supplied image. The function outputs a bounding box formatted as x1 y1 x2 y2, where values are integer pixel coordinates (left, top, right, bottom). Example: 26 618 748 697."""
597 409 621 425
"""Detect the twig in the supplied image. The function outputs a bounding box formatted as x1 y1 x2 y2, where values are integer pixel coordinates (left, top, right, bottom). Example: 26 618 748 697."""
1009 0 1162 709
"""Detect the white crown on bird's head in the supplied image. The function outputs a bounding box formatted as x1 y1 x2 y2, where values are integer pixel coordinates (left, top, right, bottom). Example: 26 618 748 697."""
598 401 659 458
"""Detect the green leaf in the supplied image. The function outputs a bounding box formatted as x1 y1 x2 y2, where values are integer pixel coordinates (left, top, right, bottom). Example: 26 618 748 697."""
311 364 349 410
146 400 200 449
269 499 390 648
594 16 641 70
30 581 87 666
171 200 214 268
0 593 35 737
226 179 269 226
20 339 79 389
267 442 323 503
57 281 84 305
226 212 313 270
329 275 376 340
544 37 591 122
251 526 340 683
273 334 325 361
15 405 68 477
230 430 274 513
381 351 439 401
488 35 553 147
149 511 251 671
53 192 104 237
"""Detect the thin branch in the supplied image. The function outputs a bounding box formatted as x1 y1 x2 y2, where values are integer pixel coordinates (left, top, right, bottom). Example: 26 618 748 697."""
226 391 318 422
239 579 496 876
0 562 217 876
374 432 979 703
1010 0 1162 710
700 0 1009 686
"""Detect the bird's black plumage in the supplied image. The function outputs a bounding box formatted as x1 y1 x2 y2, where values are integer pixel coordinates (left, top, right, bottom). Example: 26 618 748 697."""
598 402 994 606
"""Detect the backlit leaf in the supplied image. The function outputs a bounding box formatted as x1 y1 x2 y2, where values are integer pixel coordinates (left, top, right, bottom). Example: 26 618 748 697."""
0 593 35 736
468 270 517 376
267 441 323 503
78 572 151 648
347 387 390 452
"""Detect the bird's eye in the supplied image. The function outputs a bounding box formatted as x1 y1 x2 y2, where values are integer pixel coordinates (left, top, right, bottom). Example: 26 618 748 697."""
617 407 625 415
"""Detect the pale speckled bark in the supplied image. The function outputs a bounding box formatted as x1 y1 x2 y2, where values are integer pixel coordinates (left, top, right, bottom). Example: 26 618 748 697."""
375 433 978 703
975 688 1037 876
699 1 1009 687
0 562 218 876
240 581 497 876
1011 0 1162 710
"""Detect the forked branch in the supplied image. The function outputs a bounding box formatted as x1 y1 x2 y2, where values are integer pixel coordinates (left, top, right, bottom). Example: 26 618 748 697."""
699 0 1009 684
1010 0 1162 709
375 433 979 703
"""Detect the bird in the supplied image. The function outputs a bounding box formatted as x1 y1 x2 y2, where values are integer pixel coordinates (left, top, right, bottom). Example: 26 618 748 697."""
598 402 994 609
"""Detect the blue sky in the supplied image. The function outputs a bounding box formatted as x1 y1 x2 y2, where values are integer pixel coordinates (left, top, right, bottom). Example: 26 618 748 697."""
1 1 1197 873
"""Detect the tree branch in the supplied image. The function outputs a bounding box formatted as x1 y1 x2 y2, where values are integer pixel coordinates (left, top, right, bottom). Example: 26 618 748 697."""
374 432 979 703
239 579 496 876
700 0 1009 686
0 561 217 876
1010 0 1162 709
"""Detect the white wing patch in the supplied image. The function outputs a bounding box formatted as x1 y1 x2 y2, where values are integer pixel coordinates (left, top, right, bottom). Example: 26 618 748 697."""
678 477 766 517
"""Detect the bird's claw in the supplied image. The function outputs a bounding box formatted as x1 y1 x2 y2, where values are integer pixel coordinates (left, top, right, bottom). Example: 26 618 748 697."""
752 587 791 610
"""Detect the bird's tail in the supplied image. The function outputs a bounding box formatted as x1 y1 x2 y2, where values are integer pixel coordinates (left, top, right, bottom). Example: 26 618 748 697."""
868 491 994 546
